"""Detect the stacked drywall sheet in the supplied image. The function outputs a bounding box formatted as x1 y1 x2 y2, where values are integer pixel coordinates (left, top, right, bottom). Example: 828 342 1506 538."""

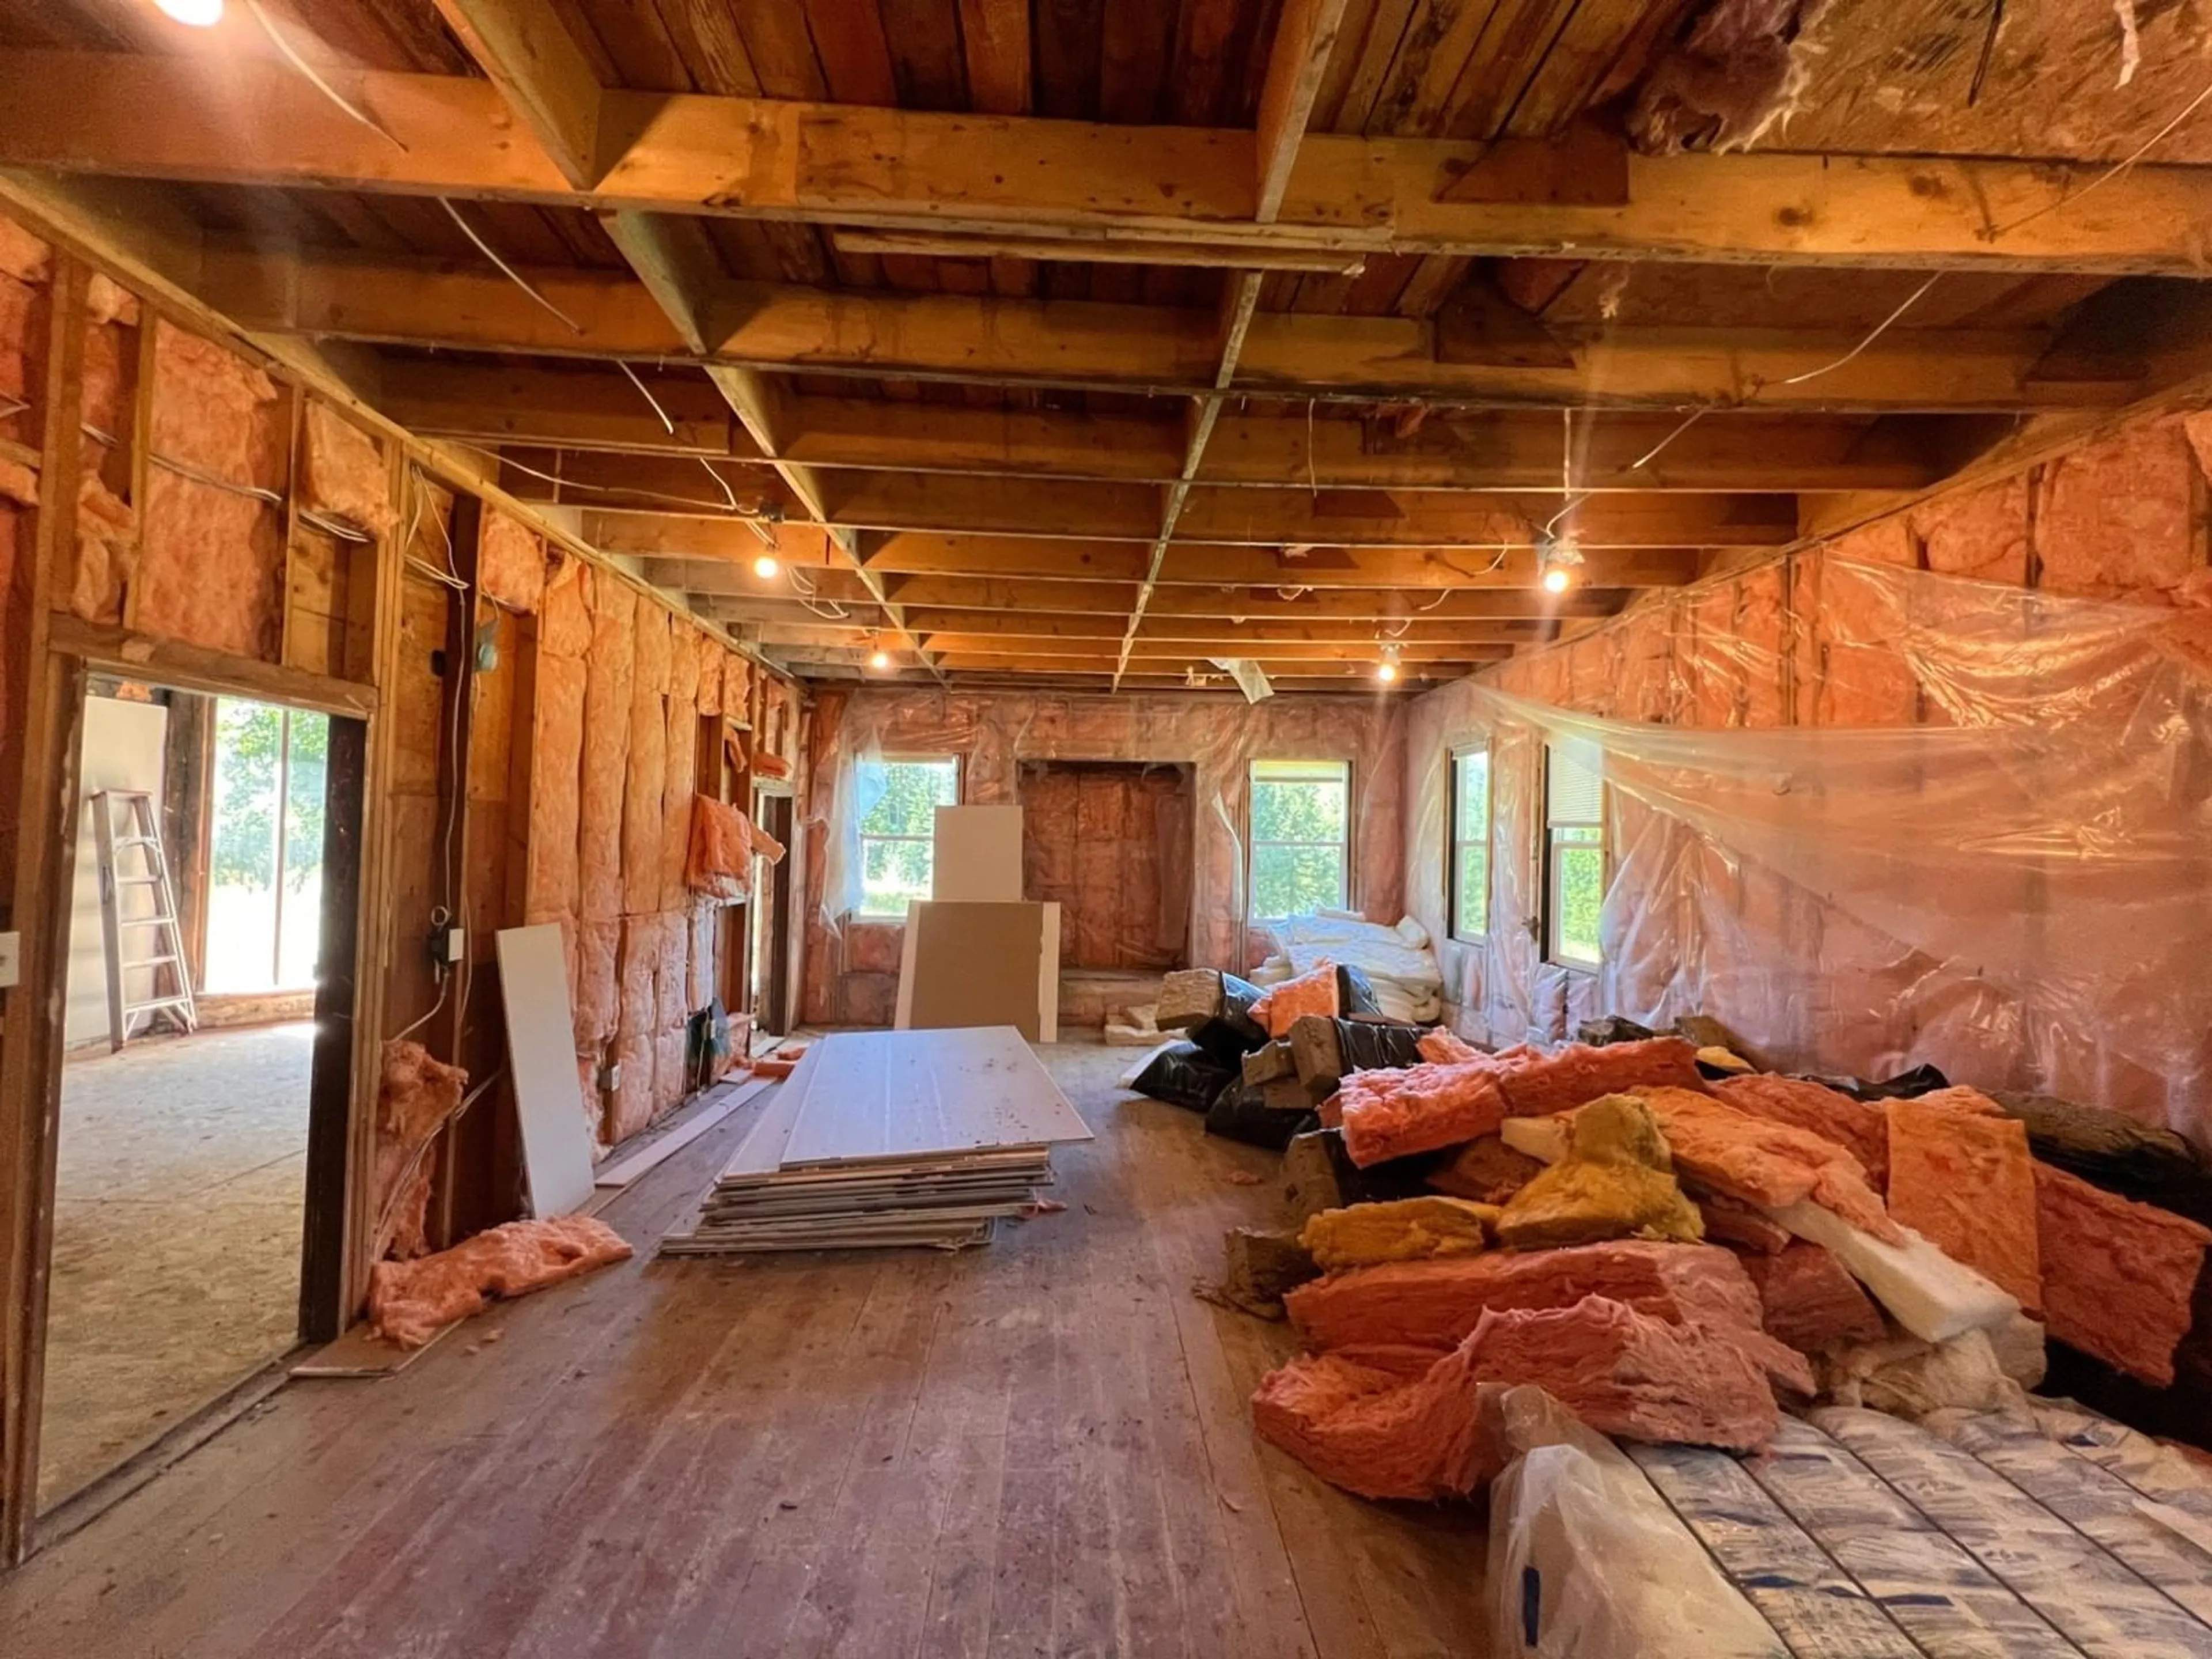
662 1027 1092 1253
895 899 1062 1041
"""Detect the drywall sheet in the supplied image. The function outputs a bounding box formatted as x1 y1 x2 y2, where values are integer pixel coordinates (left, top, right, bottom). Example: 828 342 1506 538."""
779 1027 1090 1166
494 924 597 1215
933 805 1023 901
896 900 1060 1042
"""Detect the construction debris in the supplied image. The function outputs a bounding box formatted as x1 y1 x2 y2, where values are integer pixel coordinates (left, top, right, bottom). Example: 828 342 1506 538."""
1738 1241 1885 1354
1884 1094 2043 1312
1627 1086 1902 1243
2035 1163 2212 1387
1426 1134 1544 1205
1712 1071 1892 1184
1286 1013 1426 1094
1195 1228 1320 1319
368 1215 632 1348
1252 1345 1502 1501
1492 1094 1705 1249
1299 1196 1497 1272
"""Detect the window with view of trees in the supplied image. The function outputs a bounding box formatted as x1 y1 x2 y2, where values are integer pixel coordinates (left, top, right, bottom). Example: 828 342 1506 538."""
204 698 329 993
1451 746 1491 941
1249 759 1350 921
1544 744 1604 969
855 756 959 916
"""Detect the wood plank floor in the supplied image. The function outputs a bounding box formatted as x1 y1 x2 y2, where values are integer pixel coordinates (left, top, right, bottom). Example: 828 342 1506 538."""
1 1039 1489 1658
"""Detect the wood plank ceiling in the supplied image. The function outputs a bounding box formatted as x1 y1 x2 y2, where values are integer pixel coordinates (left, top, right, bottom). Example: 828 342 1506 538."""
2 0 2208 691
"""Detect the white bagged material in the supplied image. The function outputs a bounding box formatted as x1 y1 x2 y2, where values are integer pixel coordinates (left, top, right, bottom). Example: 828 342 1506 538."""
1488 1387 1786 1659
1770 1199 2018 1344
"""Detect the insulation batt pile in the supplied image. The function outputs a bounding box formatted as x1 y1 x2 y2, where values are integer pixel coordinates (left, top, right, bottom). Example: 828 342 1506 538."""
368 1215 632 1347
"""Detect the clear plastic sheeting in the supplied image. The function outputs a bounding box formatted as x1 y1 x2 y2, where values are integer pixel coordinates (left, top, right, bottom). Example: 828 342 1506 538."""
801 687 1407 1027
1408 556 2212 1147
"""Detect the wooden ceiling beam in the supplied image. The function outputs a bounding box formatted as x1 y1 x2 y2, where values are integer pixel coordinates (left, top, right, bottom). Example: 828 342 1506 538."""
828 229 1365 274
929 650 1475 676
372 359 1953 491
929 637 1509 663
14 51 2212 274
204 252 2137 412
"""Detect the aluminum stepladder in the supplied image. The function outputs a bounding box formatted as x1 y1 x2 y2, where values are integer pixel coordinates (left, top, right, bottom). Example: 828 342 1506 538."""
91 788 198 1052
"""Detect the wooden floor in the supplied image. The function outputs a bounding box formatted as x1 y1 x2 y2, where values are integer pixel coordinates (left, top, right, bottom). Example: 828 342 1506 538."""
1 1038 1488 1658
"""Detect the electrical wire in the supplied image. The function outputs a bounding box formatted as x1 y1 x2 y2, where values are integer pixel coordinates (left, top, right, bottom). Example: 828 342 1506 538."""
440 200 586 336
1987 78 2212 237
450 442 769 514
618 361 679 435
244 0 408 154
1770 272 1942 387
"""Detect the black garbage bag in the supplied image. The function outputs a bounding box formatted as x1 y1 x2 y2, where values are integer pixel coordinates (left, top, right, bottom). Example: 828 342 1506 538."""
1128 1040 1237 1113
1576 1015 1657 1047
1994 1090 2212 1224
1188 974 1270 1067
1798 1063 1951 1102
1205 1079 1319 1151
1334 963 1384 1019
1332 1019 1426 1076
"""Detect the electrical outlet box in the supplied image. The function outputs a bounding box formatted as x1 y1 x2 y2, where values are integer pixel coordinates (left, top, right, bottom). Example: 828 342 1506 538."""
445 926 467 964
0 931 19 989
599 1061 621 1094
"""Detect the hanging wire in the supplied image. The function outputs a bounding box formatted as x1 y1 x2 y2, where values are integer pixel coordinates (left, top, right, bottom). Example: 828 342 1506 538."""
1770 272 1942 387
452 442 766 514
696 456 741 511
440 200 586 336
244 0 408 153
618 361 679 435
1986 78 2212 237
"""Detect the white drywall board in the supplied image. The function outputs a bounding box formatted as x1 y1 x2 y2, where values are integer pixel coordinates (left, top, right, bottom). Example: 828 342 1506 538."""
932 805 1024 901
781 1027 1092 1167
66 695 169 1044
895 899 1060 1041
494 924 598 1217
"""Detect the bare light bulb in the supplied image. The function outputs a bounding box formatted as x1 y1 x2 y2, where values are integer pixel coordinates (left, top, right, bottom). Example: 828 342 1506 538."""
1541 565 1572 595
868 649 892 671
1374 659 1399 683
154 0 225 23
751 554 779 579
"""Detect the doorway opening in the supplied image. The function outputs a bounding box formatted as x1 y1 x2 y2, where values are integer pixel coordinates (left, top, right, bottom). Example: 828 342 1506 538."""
37 680 357 1515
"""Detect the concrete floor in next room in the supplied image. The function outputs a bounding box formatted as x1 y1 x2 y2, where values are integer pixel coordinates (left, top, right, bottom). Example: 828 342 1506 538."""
1 1036 1489 1659
37 1022 313 1510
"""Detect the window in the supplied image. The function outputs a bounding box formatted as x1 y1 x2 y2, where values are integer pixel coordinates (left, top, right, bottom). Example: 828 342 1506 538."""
1249 759 1350 921
204 699 329 992
854 756 959 916
1544 744 1604 969
1450 746 1491 941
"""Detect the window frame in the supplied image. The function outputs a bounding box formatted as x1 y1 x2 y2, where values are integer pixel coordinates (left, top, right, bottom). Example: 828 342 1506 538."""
1246 757 1354 925
851 752 962 919
1448 743 1492 945
1540 744 1606 973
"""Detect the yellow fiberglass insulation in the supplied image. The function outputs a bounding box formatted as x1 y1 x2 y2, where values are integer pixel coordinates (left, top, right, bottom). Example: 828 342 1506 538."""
1494 1093 1705 1250
1299 1195 1499 1274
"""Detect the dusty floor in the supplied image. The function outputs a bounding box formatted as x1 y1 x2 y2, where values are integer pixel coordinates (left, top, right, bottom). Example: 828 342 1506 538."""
38 1022 312 1508
1 1035 1488 1658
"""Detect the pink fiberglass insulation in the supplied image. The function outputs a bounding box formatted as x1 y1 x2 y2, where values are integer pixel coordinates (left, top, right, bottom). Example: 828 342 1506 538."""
540 560 592 658
573 914 620 1066
71 472 132 625
0 218 47 449
1283 1238 1812 1396
300 401 394 536
1738 1241 1885 1354
2036 423 2199 600
1631 1085 1904 1244
654 910 691 1115
1335 1060 1509 1166
578 582 634 922
661 683 698 911
138 321 286 659
372 1039 467 1262
524 654 585 924
1884 1095 2041 1313
1465 1296 1781 1453
1713 1073 1892 1186
1251 1345 1503 1501
608 916 660 1142
369 1215 631 1348
686 796 755 900
1251 960 1338 1037
687 901 715 1014
1909 475 2029 586
1418 1027 1486 1063
622 607 671 916
1696 1191 1794 1253
478 510 548 612
1498 1037 1706 1115
2035 1164 2212 1387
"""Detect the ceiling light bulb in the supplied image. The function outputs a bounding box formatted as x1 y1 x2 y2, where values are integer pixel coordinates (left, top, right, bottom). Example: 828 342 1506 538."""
1374 659 1399 683
154 0 225 23
1541 565 1572 594
751 554 779 580
869 649 892 671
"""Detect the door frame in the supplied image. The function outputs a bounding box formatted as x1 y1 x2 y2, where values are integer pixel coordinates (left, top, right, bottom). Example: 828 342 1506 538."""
0 626 376 1560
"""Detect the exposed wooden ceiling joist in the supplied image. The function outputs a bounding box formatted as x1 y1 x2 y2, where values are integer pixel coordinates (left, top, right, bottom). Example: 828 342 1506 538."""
10 50 2212 274
204 251 2140 411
